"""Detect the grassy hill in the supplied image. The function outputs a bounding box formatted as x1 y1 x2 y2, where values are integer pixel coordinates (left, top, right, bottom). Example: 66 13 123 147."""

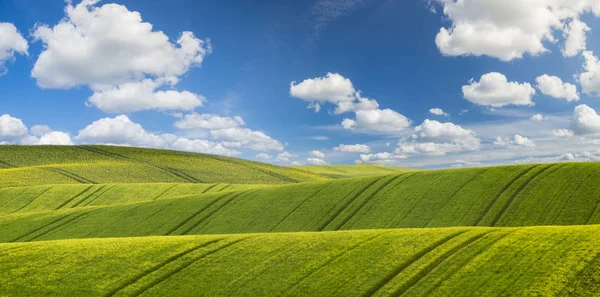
3 146 600 296
292 164 417 178
3 162 600 243
0 145 327 187
1 226 599 296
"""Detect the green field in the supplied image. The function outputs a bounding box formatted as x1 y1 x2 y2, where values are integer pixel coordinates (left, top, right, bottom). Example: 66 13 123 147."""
0 145 327 187
2 146 600 296
2 226 600 296
293 164 417 178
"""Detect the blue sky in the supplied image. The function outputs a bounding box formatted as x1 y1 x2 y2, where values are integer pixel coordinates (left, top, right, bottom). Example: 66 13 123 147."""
3 0 600 168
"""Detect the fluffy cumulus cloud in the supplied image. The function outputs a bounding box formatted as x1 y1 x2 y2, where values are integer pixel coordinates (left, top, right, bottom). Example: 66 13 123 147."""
429 108 448 117
309 150 326 160
275 151 297 163
570 104 600 135
255 153 272 160
88 79 205 113
334 144 371 153
0 114 29 143
306 157 328 165
170 138 240 156
175 113 245 130
435 0 600 61
358 152 407 165
342 109 411 133
290 73 411 134
577 51 600 96
75 114 240 156
0 114 73 145
290 72 355 105
530 114 545 121
32 0 210 112
535 74 579 101
210 128 284 152
398 119 480 155
462 72 536 107
553 129 574 138
493 134 536 148
0 23 28 75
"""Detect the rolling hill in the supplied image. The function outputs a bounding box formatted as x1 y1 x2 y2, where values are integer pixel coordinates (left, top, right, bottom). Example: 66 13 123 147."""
2 162 600 243
1 226 599 296
0 145 327 187
292 164 417 178
2 146 600 296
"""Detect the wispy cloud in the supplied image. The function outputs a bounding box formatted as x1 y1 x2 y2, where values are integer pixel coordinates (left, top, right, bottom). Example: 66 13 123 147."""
310 0 378 33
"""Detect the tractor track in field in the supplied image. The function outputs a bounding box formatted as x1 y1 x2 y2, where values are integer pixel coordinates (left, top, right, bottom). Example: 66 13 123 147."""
389 231 493 297
335 174 407 230
280 231 392 296
269 182 333 232
179 190 257 235
8 186 53 214
360 230 468 297
44 167 96 184
316 176 384 231
54 185 94 210
104 238 225 297
488 163 566 226
129 237 251 297
77 146 205 184
475 164 541 226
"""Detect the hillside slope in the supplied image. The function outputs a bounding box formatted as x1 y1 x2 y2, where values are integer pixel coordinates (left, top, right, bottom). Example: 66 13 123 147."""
0 145 327 187
3 162 600 241
292 164 417 178
1 226 599 296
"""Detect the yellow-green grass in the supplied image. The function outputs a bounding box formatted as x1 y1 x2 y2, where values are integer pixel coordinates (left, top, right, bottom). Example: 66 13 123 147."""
292 164 418 178
0 145 328 187
1 226 599 296
3 162 600 242
0 183 267 215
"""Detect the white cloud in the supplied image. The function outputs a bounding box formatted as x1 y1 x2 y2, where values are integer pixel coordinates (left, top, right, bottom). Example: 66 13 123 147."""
535 74 579 101
76 115 175 147
36 131 74 145
398 119 480 155
429 108 448 117
88 79 205 113
342 109 411 133
553 129 574 137
0 23 28 75
563 18 590 57
334 95 379 115
170 138 240 156
210 127 284 152
530 114 545 122
174 113 245 130
308 136 329 140
334 144 371 153
255 153 272 160
493 134 536 148
435 0 600 61
570 104 600 135
307 102 321 113
309 150 326 159
32 0 210 112
462 72 536 107
577 51 600 96
290 72 355 105
306 157 328 165
358 152 407 165
0 114 29 143
30 125 53 137
276 151 297 163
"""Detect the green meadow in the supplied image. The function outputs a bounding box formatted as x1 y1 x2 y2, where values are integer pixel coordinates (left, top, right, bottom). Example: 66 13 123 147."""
1 146 600 296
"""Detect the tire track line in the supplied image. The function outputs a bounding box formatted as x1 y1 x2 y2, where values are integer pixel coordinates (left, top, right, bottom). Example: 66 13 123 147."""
360 230 468 297
270 182 333 232
8 186 53 214
55 185 94 210
490 163 565 226
316 177 384 231
475 165 541 226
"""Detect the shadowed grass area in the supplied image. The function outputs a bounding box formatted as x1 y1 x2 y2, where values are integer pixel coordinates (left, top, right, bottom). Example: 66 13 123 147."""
292 164 418 178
